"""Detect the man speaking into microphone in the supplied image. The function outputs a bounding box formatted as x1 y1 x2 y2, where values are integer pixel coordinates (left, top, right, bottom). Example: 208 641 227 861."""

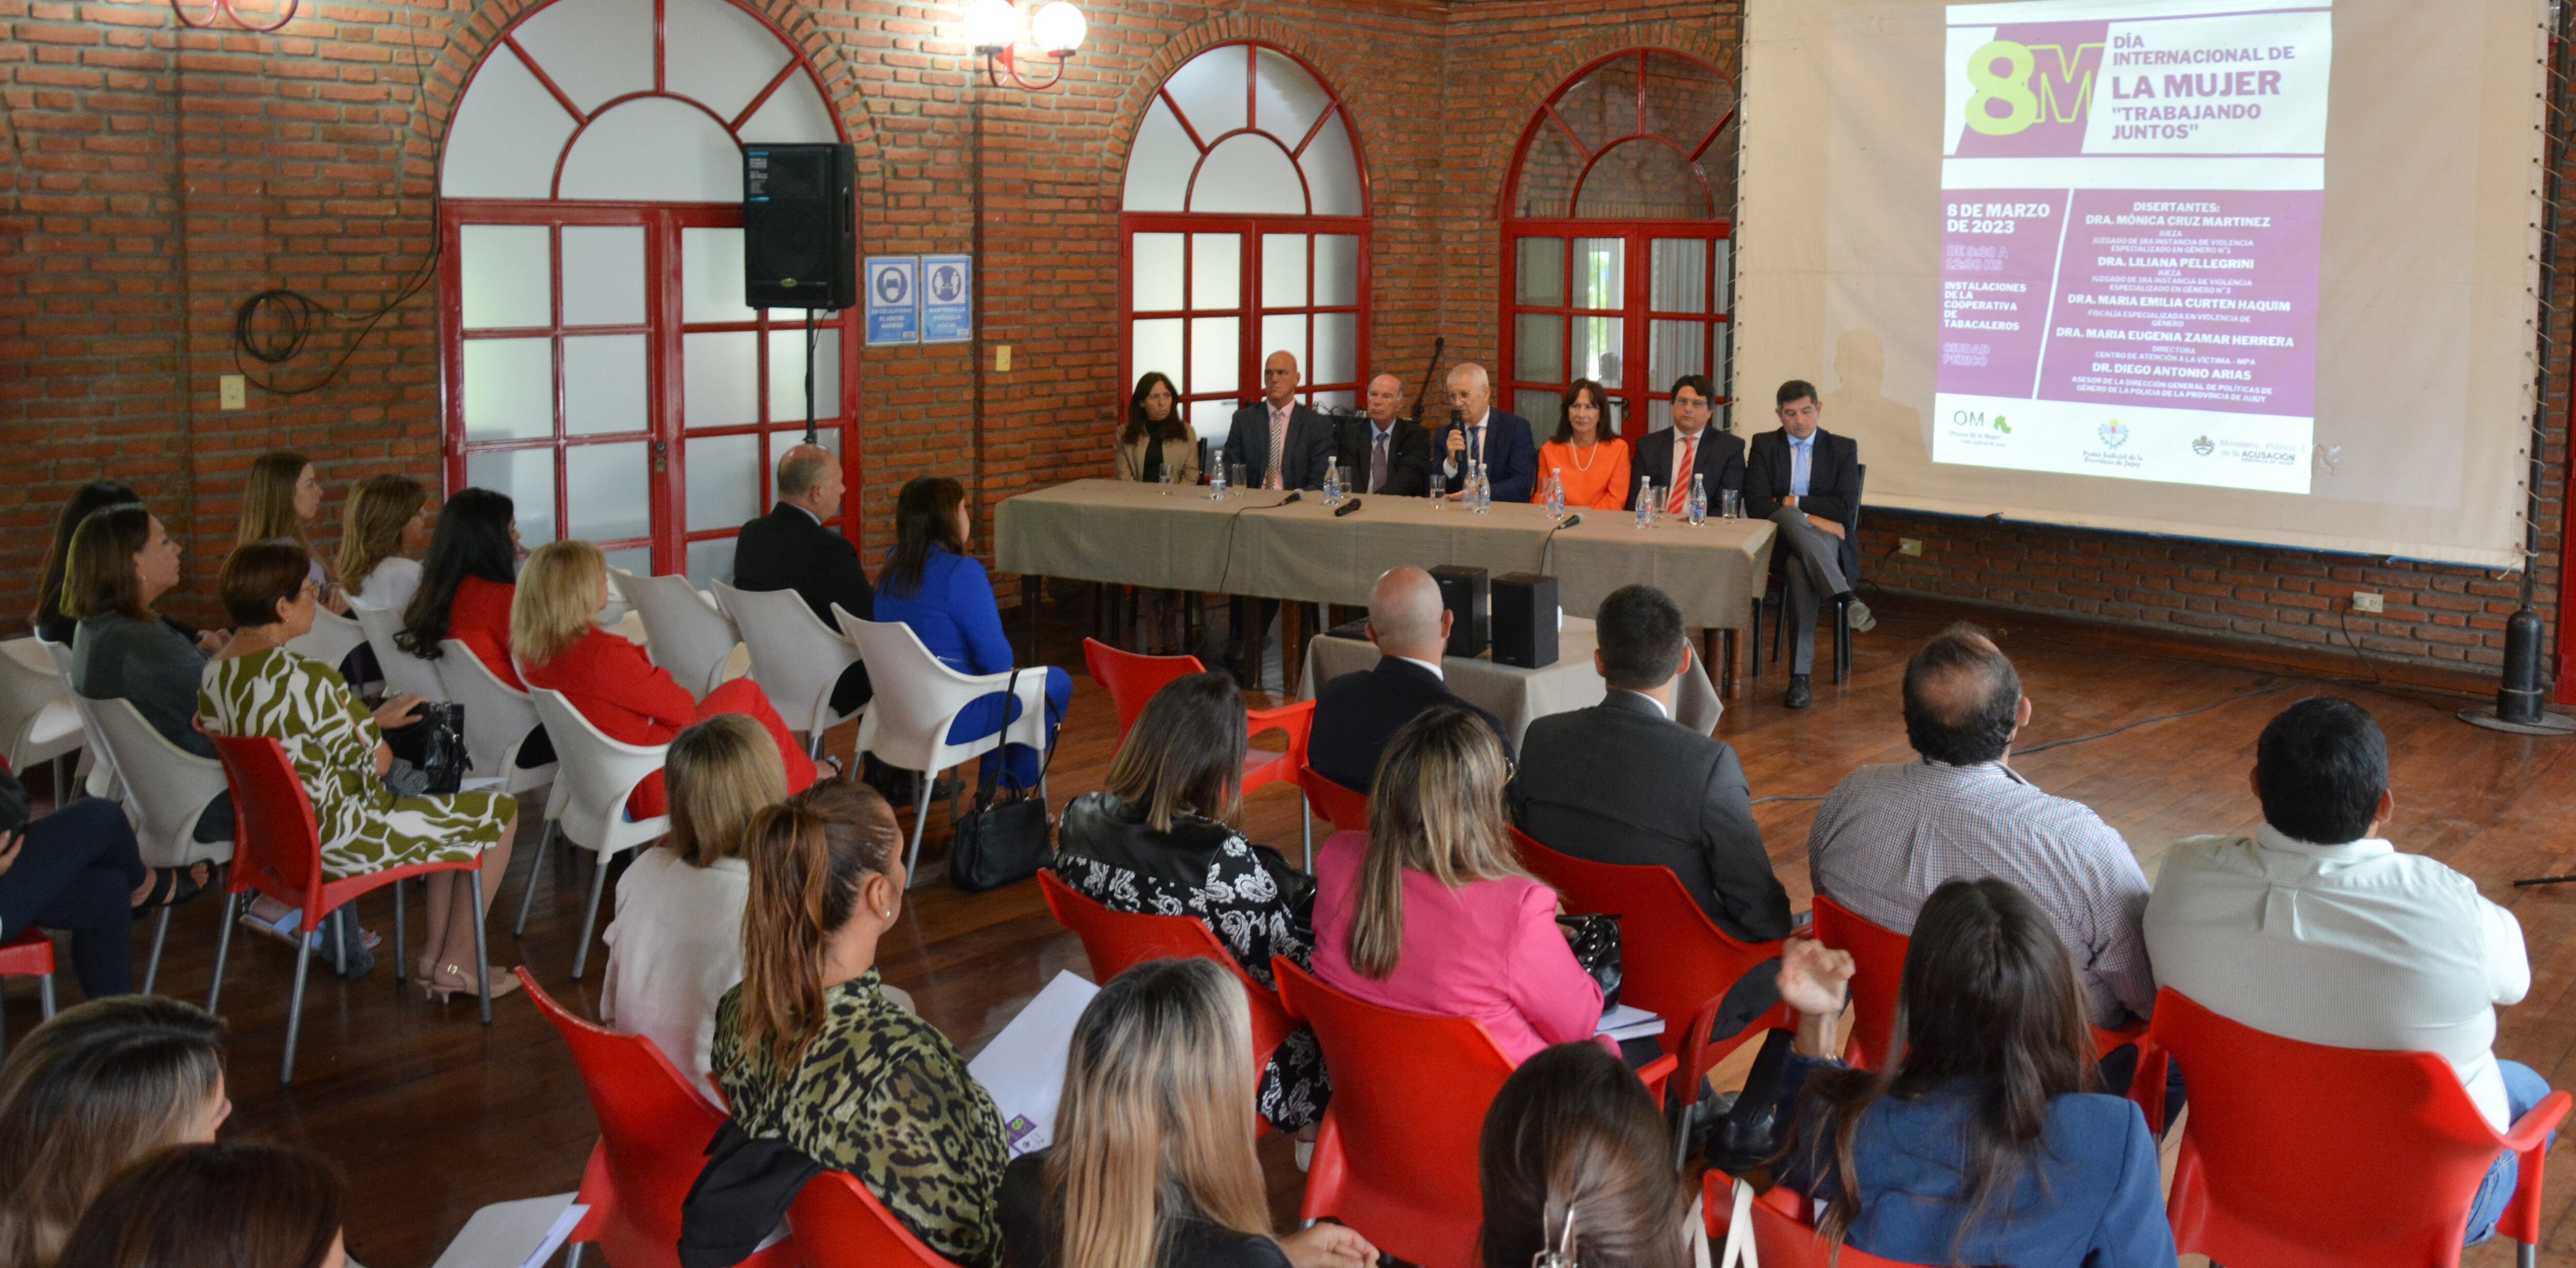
1433 362 1537 503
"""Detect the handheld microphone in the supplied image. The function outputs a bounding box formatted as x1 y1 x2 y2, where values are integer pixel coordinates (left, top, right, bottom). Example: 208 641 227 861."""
1278 491 1302 505
1334 498 1364 518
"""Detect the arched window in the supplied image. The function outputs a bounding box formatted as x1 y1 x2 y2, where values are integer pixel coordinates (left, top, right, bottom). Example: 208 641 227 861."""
1501 50 1736 442
1120 43 1369 445
438 0 851 583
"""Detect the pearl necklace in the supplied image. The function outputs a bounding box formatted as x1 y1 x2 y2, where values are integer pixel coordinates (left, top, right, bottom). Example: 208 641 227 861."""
1566 436 1603 473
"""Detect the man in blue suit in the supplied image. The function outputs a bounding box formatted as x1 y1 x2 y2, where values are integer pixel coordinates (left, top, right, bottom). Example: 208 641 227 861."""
1432 362 1537 504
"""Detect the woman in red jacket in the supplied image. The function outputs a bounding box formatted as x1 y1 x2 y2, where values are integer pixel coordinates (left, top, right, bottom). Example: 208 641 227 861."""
514 540 818 817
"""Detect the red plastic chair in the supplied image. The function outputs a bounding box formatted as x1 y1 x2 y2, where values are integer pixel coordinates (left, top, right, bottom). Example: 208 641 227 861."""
1512 829 1787 1110
1809 895 2144 1071
521 969 798 1268
1081 638 1314 794
790 1169 961 1268
1702 1171 1927 1267
0 930 58 1054
2154 987 2571 1268
1036 869 1297 1086
202 732 493 1082
1297 762 1370 833
1273 958 1675 1268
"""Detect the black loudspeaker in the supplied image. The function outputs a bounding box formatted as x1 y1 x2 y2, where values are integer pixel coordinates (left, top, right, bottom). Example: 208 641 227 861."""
1490 573 1559 669
1430 565 1489 660
743 144 857 310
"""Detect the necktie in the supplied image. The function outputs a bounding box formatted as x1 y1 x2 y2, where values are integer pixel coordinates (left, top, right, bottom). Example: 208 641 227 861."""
1371 430 1388 493
1471 425 1484 466
1667 434 1697 515
1266 411 1287 490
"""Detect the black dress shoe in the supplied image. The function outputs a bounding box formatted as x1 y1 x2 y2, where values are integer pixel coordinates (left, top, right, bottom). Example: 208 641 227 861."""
1785 674 1812 709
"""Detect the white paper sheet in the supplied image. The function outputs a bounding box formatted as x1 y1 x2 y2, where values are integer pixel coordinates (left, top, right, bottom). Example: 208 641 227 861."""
965 970 1101 1158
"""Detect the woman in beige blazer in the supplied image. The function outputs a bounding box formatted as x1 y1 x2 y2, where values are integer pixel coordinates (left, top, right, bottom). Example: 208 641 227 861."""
1114 371 1199 652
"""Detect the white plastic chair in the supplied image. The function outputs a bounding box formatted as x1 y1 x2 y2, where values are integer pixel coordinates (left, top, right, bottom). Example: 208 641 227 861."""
284 606 366 671
435 640 560 935
81 695 233 992
617 571 741 700
712 581 865 757
0 637 88 797
354 606 446 702
837 613 1054 886
31 634 113 799
523 684 671 979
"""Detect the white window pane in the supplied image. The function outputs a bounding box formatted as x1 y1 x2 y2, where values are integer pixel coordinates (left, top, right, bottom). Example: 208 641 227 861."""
461 226 551 330
683 229 759 324
1189 316 1239 397
463 337 554 439
439 45 577 199
1517 238 1566 307
768 426 837 504
1516 389 1563 439
1573 238 1623 311
465 448 557 545
509 0 652 115
1314 235 1358 307
1647 400 1673 434
1713 239 1732 313
660 0 792 123
1121 99 1195 213
1312 313 1355 385
1259 314 1304 380
1252 48 1329 143
562 226 645 327
686 432 761 533
602 546 651 578
1574 316 1623 387
1650 239 1707 314
1132 233 1184 312
561 98 741 202
1515 314 1563 385
1299 116 1363 216
564 334 649 435
684 331 760 427
737 72 836 146
1312 389 1354 411
1261 234 1307 309
1189 399 1233 444
567 441 651 542
687 537 738 588
1649 320 1707 392
1191 234 1239 311
1132 318 1184 393
767 326 840 423
1163 45 1248 139
1190 135 1303 214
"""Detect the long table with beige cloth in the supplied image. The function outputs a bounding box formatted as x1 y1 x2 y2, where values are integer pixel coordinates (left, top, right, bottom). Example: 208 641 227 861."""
1300 615 1723 747
993 480 1778 676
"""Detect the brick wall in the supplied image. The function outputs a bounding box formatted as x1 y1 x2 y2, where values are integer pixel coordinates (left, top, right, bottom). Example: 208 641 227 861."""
2 0 2568 687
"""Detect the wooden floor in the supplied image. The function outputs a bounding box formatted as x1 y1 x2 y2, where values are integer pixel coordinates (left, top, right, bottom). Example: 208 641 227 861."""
9 595 2576 1267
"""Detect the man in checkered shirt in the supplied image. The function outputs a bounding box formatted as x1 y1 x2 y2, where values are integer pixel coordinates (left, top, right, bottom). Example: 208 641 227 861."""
1808 623 2156 1030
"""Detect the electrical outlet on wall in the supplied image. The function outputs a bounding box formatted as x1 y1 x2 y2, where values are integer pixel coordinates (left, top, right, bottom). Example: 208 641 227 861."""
1898 537 1924 557
995 345 1011 372
2352 591 2384 613
219 374 247 410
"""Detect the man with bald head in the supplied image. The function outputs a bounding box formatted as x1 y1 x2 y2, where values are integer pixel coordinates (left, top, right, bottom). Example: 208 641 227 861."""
1807 623 2155 1029
1224 350 1335 492
731 443 873 717
1307 567 1511 793
1333 372 1430 496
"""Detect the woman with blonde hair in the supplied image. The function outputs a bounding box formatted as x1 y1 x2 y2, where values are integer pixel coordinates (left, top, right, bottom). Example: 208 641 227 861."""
600 714 788 1094
713 780 1005 1266
997 959 1377 1268
1312 705 1602 1063
235 452 346 613
514 540 816 818
335 474 431 613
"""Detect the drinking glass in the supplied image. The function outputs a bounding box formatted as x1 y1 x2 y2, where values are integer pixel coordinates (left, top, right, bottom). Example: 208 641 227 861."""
1721 490 1743 520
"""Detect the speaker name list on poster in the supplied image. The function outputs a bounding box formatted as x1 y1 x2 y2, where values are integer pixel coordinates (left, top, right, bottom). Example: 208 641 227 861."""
1935 0 2332 494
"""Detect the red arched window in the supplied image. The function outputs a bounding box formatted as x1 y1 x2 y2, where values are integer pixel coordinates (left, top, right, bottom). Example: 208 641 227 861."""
436 0 854 584
1500 50 1736 444
1120 42 1370 449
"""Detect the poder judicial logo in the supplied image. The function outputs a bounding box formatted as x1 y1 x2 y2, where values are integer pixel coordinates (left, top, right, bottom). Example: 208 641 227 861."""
2098 420 2130 449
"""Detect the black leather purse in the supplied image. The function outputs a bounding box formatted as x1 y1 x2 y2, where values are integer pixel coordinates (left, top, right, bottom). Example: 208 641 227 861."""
382 701 467 795
1556 912 1624 1009
946 671 1062 894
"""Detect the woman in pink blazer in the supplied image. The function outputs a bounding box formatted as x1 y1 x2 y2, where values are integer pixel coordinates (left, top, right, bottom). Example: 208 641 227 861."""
1312 705 1603 1064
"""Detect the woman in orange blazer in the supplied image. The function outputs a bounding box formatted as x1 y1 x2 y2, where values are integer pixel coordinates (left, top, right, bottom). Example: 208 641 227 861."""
515 539 818 818
1530 380 1631 512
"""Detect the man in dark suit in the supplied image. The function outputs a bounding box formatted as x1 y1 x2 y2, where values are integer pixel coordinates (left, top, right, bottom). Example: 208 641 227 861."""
1744 379 1874 709
732 443 871 716
1509 582 1789 1036
1223 350 1336 491
1431 362 1538 504
1335 371 1431 496
1308 566 1511 793
1624 374 1745 513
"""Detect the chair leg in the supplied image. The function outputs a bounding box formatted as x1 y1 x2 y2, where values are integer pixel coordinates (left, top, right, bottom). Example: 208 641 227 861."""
280 917 316 1084
905 776 935 888
471 875 494 1026
37 967 56 1020
394 878 408 985
1301 792 1314 872
208 892 241 1013
1834 599 1853 684
1748 597 1762 679
2518 1243 2537 1268
514 820 555 937
1771 589 1787 664
571 849 612 980
330 908 348 978
143 907 172 995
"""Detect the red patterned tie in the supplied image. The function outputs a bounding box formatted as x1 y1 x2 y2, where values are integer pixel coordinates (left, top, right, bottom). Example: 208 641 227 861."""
1667 434 1696 515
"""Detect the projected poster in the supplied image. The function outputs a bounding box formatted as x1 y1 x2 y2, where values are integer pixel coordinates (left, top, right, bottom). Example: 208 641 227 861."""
1935 1 2331 494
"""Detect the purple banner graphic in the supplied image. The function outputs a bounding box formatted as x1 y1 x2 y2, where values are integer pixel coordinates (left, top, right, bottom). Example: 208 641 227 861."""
1939 191 2066 399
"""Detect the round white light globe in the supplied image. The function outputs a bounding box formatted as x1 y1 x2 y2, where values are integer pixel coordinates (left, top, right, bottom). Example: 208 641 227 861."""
962 0 1021 52
1030 0 1086 56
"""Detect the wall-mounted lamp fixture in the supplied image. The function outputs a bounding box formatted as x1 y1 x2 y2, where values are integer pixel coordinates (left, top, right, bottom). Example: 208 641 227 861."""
965 0 1086 90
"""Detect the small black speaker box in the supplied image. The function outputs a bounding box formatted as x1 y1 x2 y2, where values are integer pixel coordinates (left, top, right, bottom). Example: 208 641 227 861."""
1430 565 1488 660
1490 573 1558 669
743 144 857 310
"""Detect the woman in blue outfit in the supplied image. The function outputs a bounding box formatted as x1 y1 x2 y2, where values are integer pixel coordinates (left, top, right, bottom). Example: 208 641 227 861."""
1769 877 2176 1268
872 476 1069 792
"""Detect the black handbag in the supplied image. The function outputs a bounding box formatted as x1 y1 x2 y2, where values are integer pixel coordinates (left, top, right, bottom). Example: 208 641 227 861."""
1556 912 1624 1009
382 701 467 795
947 672 1062 894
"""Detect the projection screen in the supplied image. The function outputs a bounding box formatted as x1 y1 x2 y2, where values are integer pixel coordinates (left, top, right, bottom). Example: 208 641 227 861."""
1735 0 2549 567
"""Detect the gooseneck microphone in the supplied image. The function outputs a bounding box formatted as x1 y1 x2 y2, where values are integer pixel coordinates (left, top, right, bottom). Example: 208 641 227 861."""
1334 497 1364 517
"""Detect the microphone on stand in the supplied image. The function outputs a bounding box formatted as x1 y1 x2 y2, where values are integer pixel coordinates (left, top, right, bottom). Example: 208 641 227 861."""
1278 491 1303 505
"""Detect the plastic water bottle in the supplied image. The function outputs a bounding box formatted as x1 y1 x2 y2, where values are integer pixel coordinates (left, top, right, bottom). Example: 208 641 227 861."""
1208 461 1227 500
1545 467 1566 520
1322 456 1343 506
1472 461 1492 514
1687 472 1708 526
1635 478 1655 529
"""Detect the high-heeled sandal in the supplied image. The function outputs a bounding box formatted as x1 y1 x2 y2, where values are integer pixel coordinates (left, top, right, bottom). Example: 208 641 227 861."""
421 963 522 1003
133 862 215 912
